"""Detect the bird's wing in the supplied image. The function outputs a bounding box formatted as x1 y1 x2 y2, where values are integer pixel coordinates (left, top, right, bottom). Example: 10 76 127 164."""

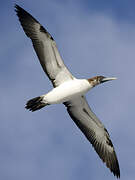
64 96 120 178
15 5 74 87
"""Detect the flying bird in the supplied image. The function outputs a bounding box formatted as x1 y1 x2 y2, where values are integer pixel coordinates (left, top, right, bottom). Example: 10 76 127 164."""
15 4 120 178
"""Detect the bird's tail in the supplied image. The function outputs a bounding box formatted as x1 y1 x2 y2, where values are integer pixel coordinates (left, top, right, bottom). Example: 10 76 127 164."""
25 96 48 112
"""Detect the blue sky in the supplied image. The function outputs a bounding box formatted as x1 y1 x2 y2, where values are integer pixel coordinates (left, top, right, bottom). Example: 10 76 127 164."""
1 0 135 179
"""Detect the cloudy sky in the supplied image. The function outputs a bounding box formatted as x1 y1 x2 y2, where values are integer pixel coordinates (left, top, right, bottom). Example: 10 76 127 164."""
1 0 135 179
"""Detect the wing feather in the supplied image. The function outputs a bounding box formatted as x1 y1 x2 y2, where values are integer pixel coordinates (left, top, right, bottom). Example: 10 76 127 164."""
15 5 73 87
64 96 120 178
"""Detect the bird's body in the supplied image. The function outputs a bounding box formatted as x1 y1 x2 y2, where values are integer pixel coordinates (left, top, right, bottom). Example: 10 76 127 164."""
43 79 91 104
15 4 120 178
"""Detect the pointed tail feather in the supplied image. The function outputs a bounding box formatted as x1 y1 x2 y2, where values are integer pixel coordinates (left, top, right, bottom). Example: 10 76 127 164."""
25 96 48 112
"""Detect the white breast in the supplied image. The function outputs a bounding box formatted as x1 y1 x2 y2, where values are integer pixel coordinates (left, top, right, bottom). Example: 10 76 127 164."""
44 79 92 104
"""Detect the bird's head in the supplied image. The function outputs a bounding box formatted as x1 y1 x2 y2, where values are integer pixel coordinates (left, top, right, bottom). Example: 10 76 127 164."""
87 76 117 87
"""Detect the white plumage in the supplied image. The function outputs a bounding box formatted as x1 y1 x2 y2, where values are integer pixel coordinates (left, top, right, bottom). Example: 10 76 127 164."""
44 79 92 104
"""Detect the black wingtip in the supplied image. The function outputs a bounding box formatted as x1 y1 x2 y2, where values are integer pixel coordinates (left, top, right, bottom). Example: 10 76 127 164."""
113 168 120 179
14 4 26 17
113 152 120 178
15 4 37 20
14 4 22 13
109 153 120 178
14 4 54 41
114 163 120 178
